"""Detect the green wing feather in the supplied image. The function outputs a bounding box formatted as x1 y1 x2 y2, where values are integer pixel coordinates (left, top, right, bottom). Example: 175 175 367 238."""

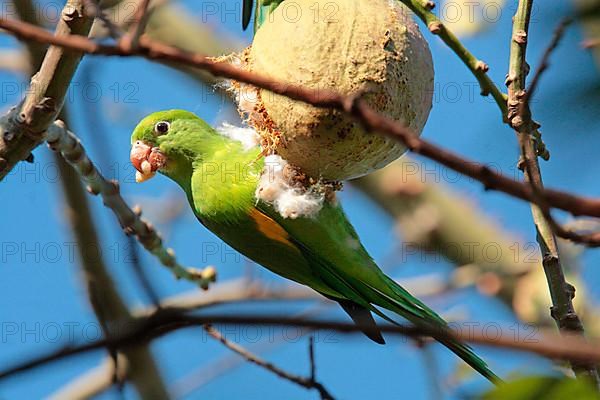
192 183 386 343
258 201 500 383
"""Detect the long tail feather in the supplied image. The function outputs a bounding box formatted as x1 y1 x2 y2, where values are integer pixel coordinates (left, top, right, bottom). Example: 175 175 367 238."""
337 299 386 344
289 234 500 383
372 276 501 384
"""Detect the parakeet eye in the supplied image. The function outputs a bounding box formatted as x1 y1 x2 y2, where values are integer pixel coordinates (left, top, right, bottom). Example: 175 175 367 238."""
154 121 170 135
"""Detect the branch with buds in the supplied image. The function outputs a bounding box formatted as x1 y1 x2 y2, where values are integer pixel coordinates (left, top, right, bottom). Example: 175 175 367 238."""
45 121 216 288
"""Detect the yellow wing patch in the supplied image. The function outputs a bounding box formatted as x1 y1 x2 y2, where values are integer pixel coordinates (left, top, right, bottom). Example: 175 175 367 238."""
249 208 297 250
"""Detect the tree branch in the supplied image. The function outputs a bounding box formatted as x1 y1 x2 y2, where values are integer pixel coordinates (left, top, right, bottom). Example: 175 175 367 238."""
0 0 92 180
4 311 600 382
49 279 325 398
2 17 600 220
506 0 599 384
48 356 127 400
11 1 171 397
44 121 216 288
121 0 152 50
516 18 600 247
82 0 123 39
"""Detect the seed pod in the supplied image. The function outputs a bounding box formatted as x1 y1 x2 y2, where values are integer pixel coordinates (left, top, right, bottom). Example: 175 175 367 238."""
237 0 434 180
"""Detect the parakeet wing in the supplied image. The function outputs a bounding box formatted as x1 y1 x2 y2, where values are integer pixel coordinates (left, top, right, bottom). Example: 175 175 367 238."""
257 201 437 322
257 201 498 382
198 204 388 343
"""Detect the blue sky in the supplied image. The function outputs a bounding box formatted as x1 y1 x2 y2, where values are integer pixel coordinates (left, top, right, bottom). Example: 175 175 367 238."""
1 0 599 398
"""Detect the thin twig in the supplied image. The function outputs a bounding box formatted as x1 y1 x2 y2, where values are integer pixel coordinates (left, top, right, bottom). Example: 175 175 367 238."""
309 336 316 383
77 60 164 302
51 283 327 399
138 278 321 315
526 18 573 101
2 18 600 220
121 0 152 50
204 324 335 400
544 216 600 246
507 0 599 384
518 18 600 247
582 38 600 48
170 304 329 398
44 121 216 288
82 0 123 39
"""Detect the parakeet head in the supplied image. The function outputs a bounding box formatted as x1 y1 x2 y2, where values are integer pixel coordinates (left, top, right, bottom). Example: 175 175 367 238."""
130 109 218 183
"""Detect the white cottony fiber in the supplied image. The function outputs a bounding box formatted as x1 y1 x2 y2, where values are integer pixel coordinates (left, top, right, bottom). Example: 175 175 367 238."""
275 189 323 219
216 124 323 219
215 53 262 126
256 155 324 219
215 123 260 151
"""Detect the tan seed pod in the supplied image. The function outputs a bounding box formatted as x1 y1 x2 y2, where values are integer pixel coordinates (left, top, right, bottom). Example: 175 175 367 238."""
236 0 434 180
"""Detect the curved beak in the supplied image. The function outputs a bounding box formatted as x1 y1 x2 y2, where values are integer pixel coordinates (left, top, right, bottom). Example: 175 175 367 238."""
130 141 166 183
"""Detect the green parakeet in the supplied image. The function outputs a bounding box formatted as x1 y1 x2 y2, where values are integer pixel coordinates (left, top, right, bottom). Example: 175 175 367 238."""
130 110 499 383
242 0 283 33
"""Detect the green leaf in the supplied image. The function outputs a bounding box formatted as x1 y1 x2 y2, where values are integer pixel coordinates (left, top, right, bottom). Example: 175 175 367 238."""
482 376 600 400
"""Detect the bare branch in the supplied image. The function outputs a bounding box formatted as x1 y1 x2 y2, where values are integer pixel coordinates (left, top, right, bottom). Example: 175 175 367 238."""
582 38 600 48
121 0 152 50
52 281 325 398
507 0 599 383
526 18 573 102
0 1 93 180
82 0 123 39
2 17 600 220
5 312 600 382
48 357 126 400
45 121 216 288
514 18 600 247
11 1 170 397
